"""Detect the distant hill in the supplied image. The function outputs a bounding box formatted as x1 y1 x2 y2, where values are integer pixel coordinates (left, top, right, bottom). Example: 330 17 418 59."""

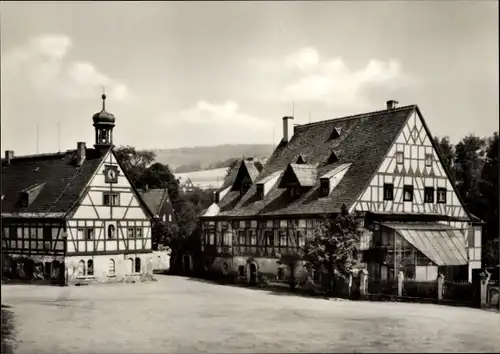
151 144 273 172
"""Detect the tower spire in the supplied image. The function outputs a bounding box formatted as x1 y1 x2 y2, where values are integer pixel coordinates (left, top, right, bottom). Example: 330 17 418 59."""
101 86 106 111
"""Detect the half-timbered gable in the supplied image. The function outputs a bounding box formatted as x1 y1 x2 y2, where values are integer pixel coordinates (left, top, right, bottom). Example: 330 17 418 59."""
200 101 482 283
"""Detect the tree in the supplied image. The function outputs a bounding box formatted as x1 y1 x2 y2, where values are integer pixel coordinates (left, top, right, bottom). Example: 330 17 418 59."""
115 146 156 186
478 132 499 267
277 251 303 291
434 136 455 178
304 205 360 295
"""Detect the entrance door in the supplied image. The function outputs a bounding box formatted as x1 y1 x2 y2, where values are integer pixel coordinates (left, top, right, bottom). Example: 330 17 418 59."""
249 263 257 285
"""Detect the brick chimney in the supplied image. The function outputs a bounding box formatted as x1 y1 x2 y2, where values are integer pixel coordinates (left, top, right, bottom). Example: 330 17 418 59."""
4 150 14 164
282 116 294 143
386 100 399 110
76 142 86 166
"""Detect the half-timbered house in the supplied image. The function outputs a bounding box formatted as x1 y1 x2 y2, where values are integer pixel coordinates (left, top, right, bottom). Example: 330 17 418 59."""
200 100 483 284
1 94 155 285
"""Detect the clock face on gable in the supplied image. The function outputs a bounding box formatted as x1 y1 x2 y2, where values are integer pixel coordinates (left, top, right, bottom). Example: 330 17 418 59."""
104 165 119 183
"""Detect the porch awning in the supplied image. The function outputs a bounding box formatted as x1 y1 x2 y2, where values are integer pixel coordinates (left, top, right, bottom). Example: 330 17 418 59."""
380 222 468 266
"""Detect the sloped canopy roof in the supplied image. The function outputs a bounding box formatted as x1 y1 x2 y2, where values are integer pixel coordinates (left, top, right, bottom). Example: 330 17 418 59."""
207 105 417 218
381 222 468 266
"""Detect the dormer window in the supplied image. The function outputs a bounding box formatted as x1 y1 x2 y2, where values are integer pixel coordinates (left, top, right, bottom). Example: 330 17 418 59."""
214 191 220 204
396 151 404 164
327 150 339 164
296 155 306 164
330 127 341 139
320 179 330 197
288 186 301 198
256 184 264 199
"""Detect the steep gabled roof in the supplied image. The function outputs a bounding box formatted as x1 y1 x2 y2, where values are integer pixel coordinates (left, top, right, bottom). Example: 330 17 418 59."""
1 148 107 217
211 105 416 218
279 163 318 188
138 188 171 217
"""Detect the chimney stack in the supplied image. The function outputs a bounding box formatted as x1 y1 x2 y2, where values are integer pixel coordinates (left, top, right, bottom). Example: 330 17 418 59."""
76 142 86 166
282 116 294 143
386 100 399 110
4 150 14 164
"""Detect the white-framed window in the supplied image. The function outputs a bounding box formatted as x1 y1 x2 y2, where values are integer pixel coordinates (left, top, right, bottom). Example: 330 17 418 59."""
77 228 84 240
403 185 414 202
249 230 257 245
103 192 120 206
437 188 447 203
87 260 94 276
107 224 115 239
474 229 481 247
425 153 433 167
86 228 95 240
238 230 246 246
128 227 134 238
136 227 143 238
279 230 287 247
396 151 404 164
108 259 116 276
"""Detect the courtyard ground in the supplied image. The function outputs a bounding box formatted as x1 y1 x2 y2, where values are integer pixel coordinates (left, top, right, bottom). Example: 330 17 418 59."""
2 275 500 353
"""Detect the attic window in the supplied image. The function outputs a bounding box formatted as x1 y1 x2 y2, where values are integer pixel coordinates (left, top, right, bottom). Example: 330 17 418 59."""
256 184 264 199
330 127 341 139
34 167 40 172
320 179 330 197
288 186 302 198
327 151 339 164
296 155 306 164
240 176 252 195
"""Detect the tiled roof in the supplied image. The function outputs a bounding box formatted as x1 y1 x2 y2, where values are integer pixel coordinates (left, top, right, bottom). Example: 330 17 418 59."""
138 188 170 216
211 105 417 218
1 148 107 216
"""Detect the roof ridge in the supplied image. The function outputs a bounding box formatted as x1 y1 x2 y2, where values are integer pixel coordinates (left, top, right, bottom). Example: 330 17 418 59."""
295 104 417 130
4 152 68 160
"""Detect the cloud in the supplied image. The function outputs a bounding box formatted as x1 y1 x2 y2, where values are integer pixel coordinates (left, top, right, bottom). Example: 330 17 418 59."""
1 34 132 101
250 47 414 109
180 100 271 130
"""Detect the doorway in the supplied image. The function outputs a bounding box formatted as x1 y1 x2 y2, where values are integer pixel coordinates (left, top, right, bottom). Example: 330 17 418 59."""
248 262 257 285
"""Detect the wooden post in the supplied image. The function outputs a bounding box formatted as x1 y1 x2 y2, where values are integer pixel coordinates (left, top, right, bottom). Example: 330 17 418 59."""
479 270 491 309
437 273 444 301
360 269 369 299
397 270 404 297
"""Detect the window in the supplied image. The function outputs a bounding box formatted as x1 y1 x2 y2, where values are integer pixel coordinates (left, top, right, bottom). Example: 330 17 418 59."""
238 230 246 246
403 185 414 202
279 230 287 247
163 214 167 222
424 187 434 203
108 225 115 239
43 227 51 241
108 259 116 276
86 228 94 240
103 193 119 206
77 228 84 240
256 184 264 199
396 151 404 164
78 260 86 276
238 265 245 277
87 260 94 276
128 227 134 238
320 179 330 196
437 188 447 203
383 184 394 201
136 227 142 238
297 230 305 248
250 230 257 245
9 226 18 239
223 231 232 246
266 230 274 246
135 257 141 273
208 232 215 245
168 214 172 222
425 153 433 167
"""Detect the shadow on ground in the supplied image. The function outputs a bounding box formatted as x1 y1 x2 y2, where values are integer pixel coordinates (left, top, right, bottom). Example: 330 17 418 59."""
185 276 334 300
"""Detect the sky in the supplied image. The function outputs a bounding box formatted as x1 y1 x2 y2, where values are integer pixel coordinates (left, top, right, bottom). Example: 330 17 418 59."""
1 1 498 156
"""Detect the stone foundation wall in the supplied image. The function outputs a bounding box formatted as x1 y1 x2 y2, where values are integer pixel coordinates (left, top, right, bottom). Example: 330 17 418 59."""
66 253 154 285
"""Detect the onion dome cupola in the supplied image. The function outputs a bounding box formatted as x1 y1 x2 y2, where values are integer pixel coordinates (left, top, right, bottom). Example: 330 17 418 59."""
93 93 116 150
